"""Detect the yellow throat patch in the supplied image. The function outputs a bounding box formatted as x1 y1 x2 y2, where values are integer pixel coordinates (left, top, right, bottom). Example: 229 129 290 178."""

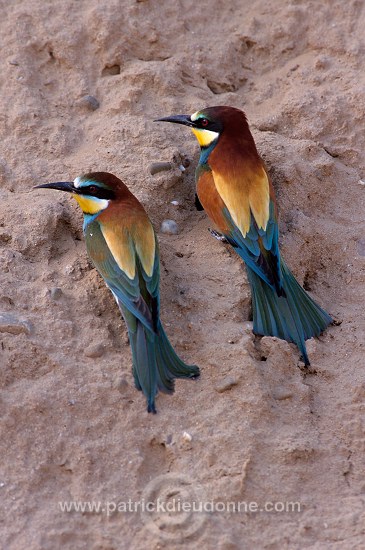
73 195 109 215
191 127 219 148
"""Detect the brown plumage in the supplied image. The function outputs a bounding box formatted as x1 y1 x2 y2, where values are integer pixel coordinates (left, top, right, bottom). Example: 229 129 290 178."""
157 106 333 365
35 171 199 413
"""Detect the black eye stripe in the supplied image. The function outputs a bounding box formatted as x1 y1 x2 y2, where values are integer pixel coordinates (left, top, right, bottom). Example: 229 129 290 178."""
77 186 116 200
194 117 223 134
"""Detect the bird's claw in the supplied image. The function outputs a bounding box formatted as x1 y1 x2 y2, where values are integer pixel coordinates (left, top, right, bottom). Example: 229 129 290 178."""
208 228 229 243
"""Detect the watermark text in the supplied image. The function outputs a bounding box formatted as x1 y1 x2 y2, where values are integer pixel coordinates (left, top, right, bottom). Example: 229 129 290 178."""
59 498 302 517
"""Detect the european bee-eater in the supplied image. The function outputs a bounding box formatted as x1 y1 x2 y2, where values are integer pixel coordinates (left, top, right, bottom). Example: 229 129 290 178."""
35 172 199 412
157 106 332 365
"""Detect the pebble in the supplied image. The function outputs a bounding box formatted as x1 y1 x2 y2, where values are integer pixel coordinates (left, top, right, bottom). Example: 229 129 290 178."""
50 287 62 300
0 313 31 335
160 219 179 235
272 389 293 401
149 162 172 175
84 343 105 358
182 431 192 442
115 377 129 393
357 239 365 256
79 95 100 111
170 200 179 206
243 321 253 334
215 376 239 393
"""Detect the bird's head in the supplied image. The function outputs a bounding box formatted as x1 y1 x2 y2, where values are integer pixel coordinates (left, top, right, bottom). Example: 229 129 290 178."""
156 106 249 149
34 172 126 215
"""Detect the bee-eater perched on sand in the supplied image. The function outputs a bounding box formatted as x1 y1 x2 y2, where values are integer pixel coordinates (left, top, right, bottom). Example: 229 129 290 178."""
157 107 332 365
35 172 199 412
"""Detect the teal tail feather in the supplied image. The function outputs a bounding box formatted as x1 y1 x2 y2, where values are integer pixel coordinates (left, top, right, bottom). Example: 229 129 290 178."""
129 321 199 413
246 260 332 365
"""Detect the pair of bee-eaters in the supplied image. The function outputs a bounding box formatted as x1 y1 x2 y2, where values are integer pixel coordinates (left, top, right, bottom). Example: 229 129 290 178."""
37 106 332 413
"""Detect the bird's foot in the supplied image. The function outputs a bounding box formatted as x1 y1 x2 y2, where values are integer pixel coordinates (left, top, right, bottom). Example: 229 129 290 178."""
208 228 229 243
189 370 200 380
331 317 342 326
298 361 317 375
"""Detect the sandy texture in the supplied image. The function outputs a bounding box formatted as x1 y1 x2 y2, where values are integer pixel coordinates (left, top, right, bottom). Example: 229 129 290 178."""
1 0 364 548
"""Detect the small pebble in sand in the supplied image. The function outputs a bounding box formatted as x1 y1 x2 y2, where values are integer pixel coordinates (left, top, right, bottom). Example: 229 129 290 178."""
0 313 31 335
215 376 239 393
171 200 179 206
357 239 365 256
84 343 105 358
272 389 293 401
115 377 129 393
182 431 192 442
160 219 179 235
79 95 100 111
149 162 172 175
243 321 253 334
50 287 62 300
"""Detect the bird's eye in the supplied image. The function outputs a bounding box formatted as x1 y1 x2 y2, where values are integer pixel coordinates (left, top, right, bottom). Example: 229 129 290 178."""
88 185 97 194
201 118 209 127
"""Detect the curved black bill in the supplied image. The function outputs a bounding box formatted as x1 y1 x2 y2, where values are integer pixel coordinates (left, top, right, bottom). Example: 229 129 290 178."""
34 182 75 193
154 114 193 127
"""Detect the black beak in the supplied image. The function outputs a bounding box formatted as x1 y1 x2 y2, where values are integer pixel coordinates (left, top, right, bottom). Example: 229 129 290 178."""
154 114 194 127
34 182 76 193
